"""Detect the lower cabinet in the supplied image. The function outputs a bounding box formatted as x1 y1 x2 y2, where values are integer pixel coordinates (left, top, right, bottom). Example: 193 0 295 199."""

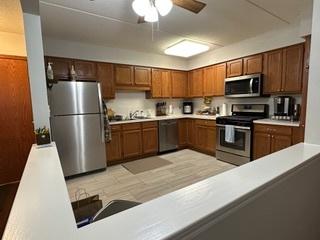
142 122 158 154
178 119 188 148
253 124 293 160
106 125 122 164
122 128 142 159
194 120 216 155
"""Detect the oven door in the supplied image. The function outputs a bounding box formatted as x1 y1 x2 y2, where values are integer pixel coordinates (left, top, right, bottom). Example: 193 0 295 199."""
216 124 251 157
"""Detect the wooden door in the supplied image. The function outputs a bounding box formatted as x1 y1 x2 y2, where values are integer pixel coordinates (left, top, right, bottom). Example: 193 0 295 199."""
171 71 187 98
106 129 122 163
206 126 216 154
253 132 271 160
114 64 134 86
271 134 292 153
243 54 263 75
189 69 203 97
45 56 71 80
122 129 142 159
178 119 188 148
0 57 34 184
263 49 283 94
74 60 97 81
282 44 304 93
142 127 158 154
292 126 304 144
97 62 115 99
151 69 162 98
227 59 243 77
214 63 226 96
161 70 172 98
187 119 195 146
134 66 151 87
195 124 207 151
203 66 215 96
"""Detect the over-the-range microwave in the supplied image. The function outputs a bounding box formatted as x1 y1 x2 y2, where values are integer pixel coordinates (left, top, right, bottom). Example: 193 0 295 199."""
225 74 262 98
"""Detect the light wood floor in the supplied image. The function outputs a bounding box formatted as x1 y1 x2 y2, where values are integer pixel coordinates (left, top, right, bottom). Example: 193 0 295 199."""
66 149 235 205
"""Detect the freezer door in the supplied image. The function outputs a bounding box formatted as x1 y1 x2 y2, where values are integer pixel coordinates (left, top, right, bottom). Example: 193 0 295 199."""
51 114 106 177
48 81 101 115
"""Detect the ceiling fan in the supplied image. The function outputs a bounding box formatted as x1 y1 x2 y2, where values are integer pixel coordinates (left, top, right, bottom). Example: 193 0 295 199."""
132 0 206 24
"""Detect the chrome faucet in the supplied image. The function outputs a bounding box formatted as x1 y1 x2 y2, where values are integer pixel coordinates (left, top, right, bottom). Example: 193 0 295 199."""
129 110 139 119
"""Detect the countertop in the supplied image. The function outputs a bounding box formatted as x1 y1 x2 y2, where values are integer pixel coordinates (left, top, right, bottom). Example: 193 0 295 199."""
109 114 217 125
3 142 320 240
253 118 300 127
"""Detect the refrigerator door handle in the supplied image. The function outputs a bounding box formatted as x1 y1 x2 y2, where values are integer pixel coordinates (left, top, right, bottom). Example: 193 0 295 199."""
97 83 105 143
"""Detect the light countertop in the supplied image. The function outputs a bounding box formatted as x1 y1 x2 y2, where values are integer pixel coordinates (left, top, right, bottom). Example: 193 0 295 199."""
3 142 320 240
253 118 300 127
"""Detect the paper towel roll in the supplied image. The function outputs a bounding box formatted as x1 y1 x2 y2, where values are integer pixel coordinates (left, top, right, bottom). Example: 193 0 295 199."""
221 103 227 116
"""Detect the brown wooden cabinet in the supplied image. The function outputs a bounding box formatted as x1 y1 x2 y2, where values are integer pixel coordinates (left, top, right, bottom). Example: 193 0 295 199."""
194 120 216 155
97 62 115 99
106 125 122 163
148 69 172 98
142 122 158 154
161 70 172 98
243 54 263 75
114 64 134 87
150 69 162 98
134 66 151 87
178 119 188 148
253 124 293 160
187 119 195 146
227 59 243 77
213 63 226 96
122 123 142 159
45 57 72 80
172 71 187 98
263 49 283 94
203 66 215 96
189 69 203 97
73 60 97 81
0 56 34 185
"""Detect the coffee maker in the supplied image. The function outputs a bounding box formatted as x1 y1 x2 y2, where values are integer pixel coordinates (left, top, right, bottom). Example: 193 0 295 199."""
272 96 294 120
183 102 193 114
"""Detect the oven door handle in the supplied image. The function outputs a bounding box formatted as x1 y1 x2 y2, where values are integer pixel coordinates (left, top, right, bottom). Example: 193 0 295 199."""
216 124 251 130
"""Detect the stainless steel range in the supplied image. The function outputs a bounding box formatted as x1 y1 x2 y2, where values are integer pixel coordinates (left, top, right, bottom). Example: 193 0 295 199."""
216 104 268 166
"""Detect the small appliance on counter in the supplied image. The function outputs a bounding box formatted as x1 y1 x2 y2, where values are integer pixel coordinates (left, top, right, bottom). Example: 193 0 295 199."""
156 102 167 116
293 104 301 121
183 102 193 114
272 96 294 121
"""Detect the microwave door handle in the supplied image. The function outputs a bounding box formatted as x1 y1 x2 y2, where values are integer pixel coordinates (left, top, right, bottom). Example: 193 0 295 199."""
250 78 253 94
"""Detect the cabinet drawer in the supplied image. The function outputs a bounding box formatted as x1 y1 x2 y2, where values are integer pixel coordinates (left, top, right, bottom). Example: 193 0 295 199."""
122 123 141 130
111 125 121 131
254 124 292 135
195 119 216 127
142 121 158 129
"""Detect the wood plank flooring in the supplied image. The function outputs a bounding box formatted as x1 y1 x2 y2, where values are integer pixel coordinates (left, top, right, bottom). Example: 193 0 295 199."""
66 150 235 206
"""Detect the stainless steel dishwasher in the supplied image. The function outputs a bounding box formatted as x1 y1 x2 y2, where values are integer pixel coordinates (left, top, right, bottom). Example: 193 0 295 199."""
159 119 178 153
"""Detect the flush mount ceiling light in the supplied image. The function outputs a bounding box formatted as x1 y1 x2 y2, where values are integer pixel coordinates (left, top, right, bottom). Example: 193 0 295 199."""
164 40 210 58
132 0 173 22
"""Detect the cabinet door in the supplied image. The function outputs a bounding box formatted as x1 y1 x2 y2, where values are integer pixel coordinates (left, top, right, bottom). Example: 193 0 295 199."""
195 124 207 151
161 70 172 98
97 63 115 99
263 49 283 94
151 69 162 98
206 126 216 154
282 44 304 93
214 63 226 96
189 69 203 97
122 129 142 159
106 130 122 163
46 57 71 80
187 119 195 146
253 132 271 160
292 126 304 144
227 59 243 77
172 71 187 98
142 127 158 154
271 134 292 153
134 66 151 87
178 119 188 147
74 60 97 81
115 64 134 86
203 66 215 96
243 54 263 75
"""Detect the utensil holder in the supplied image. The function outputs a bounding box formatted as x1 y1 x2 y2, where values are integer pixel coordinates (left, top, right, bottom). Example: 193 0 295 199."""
36 133 51 145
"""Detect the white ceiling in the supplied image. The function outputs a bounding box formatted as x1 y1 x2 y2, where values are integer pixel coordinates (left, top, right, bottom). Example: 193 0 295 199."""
0 0 24 34
39 0 313 57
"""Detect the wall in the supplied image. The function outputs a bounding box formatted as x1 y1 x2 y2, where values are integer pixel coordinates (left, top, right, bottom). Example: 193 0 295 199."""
305 0 320 144
43 37 188 70
0 31 26 56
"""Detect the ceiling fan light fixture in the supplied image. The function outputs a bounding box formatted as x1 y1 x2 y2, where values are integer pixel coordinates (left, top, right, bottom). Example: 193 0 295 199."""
164 40 210 58
144 6 159 22
155 0 173 16
132 0 151 17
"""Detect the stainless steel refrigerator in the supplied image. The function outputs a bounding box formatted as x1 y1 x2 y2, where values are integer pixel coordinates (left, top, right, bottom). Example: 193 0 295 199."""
48 81 107 177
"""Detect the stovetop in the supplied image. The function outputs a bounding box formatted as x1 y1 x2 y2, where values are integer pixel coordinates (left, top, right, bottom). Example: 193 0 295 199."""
216 115 265 127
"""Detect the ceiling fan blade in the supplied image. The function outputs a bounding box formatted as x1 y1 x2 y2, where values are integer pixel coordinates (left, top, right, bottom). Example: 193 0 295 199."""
137 16 146 24
172 0 206 14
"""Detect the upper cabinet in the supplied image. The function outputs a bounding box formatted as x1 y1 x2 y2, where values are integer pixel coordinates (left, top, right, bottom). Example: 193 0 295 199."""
45 57 72 80
189 68 203 97
172 70 188 98
134 66 151 87
97 62 115 99
203 66 215 97
114 64 134 86
213 63 226 96
243 54 263 75
161 70 172 98
147 68 172 98
74 60 97 81
263 44 303 94
115 64 151 90
227 59 243 77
